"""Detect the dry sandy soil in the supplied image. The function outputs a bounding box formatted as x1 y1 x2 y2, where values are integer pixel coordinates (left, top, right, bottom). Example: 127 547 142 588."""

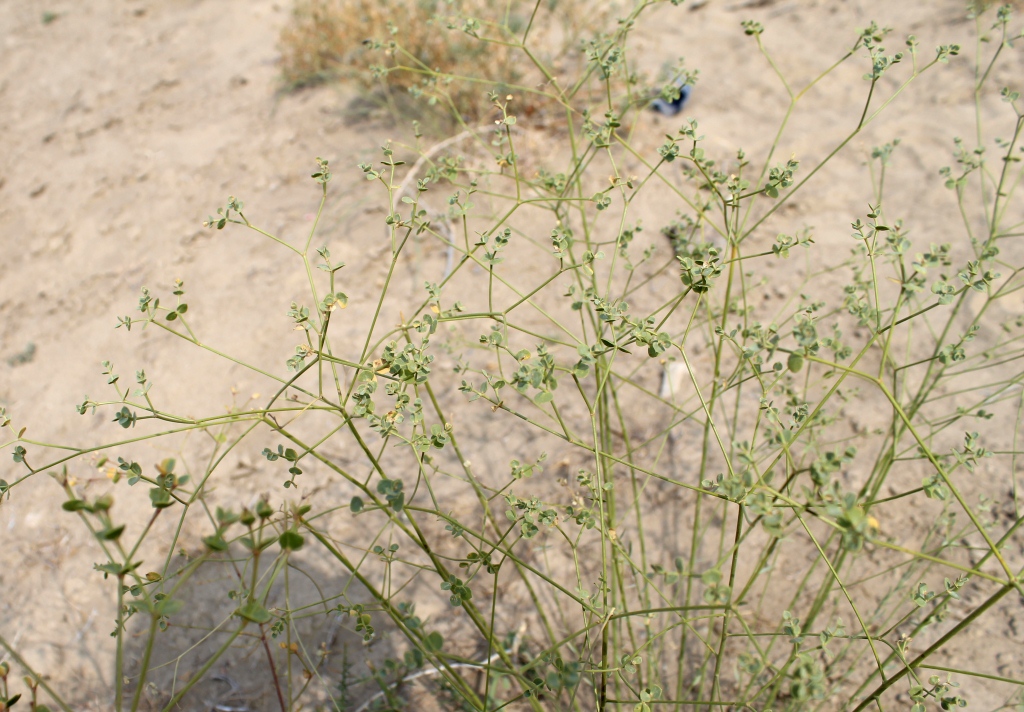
1 0 1023 710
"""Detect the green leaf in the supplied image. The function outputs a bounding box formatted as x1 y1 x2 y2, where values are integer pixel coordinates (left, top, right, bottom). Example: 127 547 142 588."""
350 496 364 512
279 529 305 551
112 406 136 429
149 487 174 509
202 534 229 551
215 507 240 525
236 601 272 624
94 560 140 578
425 631 444 652
156 597 183 617
100 525 126 540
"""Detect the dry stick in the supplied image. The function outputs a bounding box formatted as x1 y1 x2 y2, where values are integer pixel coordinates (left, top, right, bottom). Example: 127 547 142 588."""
259 623 288 712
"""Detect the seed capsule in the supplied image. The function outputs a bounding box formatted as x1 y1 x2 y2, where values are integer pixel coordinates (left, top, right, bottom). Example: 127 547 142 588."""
787 353 804 373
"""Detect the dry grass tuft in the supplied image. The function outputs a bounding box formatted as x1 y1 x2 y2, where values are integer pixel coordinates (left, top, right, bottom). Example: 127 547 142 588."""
279 0 615 123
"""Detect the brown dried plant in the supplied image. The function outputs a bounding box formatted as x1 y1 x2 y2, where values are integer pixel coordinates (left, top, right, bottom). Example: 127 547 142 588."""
279 0 615 122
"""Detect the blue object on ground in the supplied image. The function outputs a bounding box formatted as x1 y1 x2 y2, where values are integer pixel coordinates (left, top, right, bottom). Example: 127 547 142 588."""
651 81 692 116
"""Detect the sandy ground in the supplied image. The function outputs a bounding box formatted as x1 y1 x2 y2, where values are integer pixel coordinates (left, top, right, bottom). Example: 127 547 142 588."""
1 0 1023 710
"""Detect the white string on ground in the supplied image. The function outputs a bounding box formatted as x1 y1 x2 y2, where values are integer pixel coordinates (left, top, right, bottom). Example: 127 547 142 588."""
393 126 489 204
388 125 491 280
352 630 522 712
206 673 258 712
